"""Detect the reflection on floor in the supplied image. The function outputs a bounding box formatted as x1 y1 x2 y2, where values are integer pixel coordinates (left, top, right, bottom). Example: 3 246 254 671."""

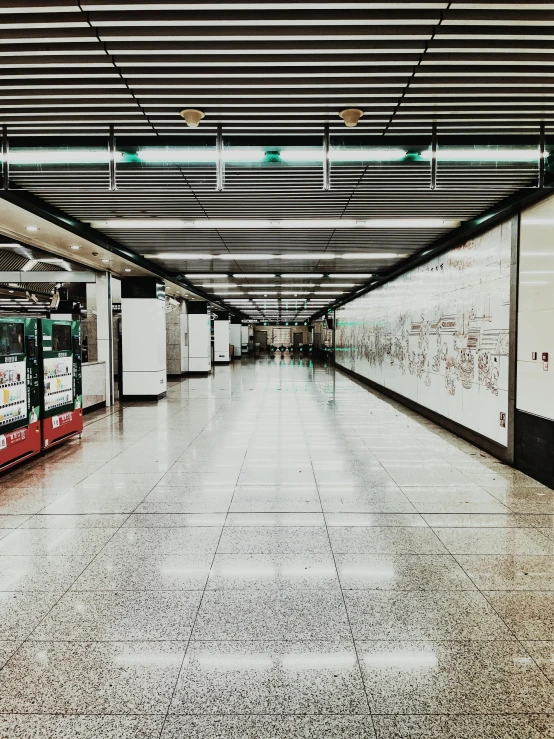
0 356 553 738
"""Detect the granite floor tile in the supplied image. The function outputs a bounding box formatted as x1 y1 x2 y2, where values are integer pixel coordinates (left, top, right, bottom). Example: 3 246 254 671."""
162 715 376 738
207 552 339 590
0 591 59 639
225 512 325 526
328 527 448 554
457 555 554 590
0 641 186 714
402 486 509 514
0 555 91 592
373 715 554 738
238 467 316 486
433 527 554 555
38 491 150 515
336 553 475 591
229 485 321 513
32 590 203 641
0 715 165 738
170 640 368 715
345 591 511 640
485 591 554 639
123 513 226 527
193 589 351 640
102 526 222 557
217 526 331 554
0 514 30 528
522 641 554 683
70 551 215 591
0 527 117 557
422 513 529 527
318 487 416 514
325 513 426 527
358 640 554 714
19 513 128 528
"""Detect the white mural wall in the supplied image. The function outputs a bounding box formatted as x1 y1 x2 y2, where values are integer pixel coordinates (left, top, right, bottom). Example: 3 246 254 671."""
335 221 512 446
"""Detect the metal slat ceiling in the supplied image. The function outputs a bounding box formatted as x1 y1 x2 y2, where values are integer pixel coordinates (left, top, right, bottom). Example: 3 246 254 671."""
0 1 551 320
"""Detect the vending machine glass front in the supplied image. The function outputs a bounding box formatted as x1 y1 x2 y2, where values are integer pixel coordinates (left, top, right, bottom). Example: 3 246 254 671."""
0 321 27 432
43 323 73 413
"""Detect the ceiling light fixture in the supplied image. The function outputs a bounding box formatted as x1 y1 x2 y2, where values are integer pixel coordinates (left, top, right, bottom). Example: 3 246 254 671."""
328 273 373 278
70 245 80 250
25 225 39 232
180 108 205 127
94 219 460 230
339 108 364 127
185 273 229 278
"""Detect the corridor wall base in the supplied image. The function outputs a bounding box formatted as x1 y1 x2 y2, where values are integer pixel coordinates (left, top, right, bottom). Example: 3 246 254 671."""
334 361 510 465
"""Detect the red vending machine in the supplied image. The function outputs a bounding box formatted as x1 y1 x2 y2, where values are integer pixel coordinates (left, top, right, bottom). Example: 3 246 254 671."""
0 316 41 473
39 318 83 449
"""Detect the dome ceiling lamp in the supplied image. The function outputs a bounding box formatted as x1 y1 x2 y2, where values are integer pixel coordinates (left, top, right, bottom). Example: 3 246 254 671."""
339 109 364 128
180 109 205 128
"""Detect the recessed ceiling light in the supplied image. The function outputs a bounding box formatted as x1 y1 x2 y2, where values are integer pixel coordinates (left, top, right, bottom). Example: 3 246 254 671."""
101 259 110 263
70 245 80 250
25 226 39 232
124 268 131 272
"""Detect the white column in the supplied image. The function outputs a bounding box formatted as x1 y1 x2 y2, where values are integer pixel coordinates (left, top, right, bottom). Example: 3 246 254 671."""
121 278 167 399
229 321 242 358
96 272 114 407
213 316 230 363
179 301 189 374
187 301 211 373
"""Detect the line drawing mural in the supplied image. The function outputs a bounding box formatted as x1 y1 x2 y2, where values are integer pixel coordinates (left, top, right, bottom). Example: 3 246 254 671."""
335 222 512 446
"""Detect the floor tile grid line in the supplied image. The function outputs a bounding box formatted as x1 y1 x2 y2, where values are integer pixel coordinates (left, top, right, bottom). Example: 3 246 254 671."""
299 394 375 731
0 509 134 686
156 394 255 739
447 548 554 699
91 396 199 477
29 386 219 517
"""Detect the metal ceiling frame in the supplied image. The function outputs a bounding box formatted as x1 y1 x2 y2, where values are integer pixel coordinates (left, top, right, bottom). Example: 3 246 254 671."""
0 186 247 317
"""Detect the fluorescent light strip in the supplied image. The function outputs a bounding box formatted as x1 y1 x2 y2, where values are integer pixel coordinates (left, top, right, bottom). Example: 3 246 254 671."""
97 219 460 230
420 147 547 162
280 147 407 162
280 273 324 278
185 273 229 278
328 273 372 278
233 273 276 278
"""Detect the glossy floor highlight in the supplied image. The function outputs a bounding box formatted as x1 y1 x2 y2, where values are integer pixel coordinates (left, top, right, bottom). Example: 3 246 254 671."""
0 357 554 738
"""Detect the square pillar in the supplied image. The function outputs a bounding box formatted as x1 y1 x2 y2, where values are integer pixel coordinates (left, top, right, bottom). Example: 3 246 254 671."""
229 316 242 358
213 311 230 364
187 300 211 374
121 278 167 400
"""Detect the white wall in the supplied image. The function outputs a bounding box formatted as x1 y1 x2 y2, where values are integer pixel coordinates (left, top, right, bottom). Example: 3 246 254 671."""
335 222 512 446
517 195 554 421
121 297 167 396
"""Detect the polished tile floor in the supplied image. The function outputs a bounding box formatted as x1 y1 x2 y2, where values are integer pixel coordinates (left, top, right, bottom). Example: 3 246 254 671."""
0 356 554 738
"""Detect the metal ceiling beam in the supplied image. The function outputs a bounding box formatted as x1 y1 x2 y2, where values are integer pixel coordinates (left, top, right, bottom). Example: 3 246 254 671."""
0 187 248 317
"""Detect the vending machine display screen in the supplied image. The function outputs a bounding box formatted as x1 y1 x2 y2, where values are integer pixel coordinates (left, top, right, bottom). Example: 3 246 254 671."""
0 322 24 356
43 356 73 412
52 323 71 352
